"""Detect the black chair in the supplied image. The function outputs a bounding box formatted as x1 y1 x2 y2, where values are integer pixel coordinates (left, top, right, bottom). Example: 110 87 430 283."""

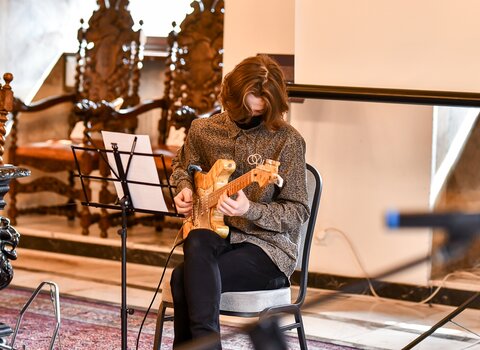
153 163 323 350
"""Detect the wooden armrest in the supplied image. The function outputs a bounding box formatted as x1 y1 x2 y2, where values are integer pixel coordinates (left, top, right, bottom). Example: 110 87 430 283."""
71 98 169 133
113 98 169 118
197 105 222 119
13 93 76 113
170 105 221 131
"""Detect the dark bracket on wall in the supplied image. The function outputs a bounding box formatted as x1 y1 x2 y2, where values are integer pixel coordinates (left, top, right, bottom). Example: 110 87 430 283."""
287 83 480 107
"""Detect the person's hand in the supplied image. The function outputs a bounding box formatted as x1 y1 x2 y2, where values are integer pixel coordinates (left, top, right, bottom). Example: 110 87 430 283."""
174 188 193 216
217 190 250 217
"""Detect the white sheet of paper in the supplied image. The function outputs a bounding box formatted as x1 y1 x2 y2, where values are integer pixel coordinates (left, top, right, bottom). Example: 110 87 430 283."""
101 131 168 212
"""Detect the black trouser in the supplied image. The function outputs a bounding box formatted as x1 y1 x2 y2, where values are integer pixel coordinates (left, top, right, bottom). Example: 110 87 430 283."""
170 229 288 349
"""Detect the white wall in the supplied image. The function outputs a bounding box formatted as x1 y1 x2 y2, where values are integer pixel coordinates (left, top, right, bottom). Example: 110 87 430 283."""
0 0 96 101
223 0 295 74
296 0 480 92
0 1 7 72
293 0 480 285
294 1 436 284
291 100 432 284
224 0 436 285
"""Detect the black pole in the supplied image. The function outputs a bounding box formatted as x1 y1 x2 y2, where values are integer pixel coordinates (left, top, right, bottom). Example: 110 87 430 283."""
111 143 135 350
402 291 480 350
119 195 130 350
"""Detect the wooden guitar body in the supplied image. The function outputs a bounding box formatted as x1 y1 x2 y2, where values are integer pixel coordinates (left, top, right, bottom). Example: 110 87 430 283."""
183 159 236 238
182 158 281 239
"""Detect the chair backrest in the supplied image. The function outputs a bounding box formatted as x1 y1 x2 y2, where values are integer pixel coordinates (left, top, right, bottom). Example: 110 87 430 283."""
159 0 224 144
76 0 142 105
73 0 143 136
294 163 323 305
0 73 13 166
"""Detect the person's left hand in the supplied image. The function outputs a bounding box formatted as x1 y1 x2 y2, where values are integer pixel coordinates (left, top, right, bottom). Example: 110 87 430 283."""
217 190 250 217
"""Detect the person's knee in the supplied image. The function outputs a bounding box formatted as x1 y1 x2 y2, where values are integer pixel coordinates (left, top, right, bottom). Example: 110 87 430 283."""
184 229 217 253
170 265 184 295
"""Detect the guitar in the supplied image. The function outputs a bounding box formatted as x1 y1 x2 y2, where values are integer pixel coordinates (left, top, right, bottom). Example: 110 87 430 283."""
183 159 283 239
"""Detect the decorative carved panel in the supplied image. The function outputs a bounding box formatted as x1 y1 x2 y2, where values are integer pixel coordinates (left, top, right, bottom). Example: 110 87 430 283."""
160 0 224 143
76 0 142 108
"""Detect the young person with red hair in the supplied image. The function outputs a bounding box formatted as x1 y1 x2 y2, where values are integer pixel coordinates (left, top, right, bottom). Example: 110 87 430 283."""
169 54 309 349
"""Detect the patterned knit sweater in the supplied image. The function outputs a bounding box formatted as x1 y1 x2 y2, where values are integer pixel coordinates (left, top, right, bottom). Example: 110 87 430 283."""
170 112 310 277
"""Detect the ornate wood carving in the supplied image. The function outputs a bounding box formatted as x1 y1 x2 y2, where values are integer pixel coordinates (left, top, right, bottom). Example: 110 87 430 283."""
7 0 143 236
74 0 142 136
0 73 13 166
0 217 19 290
159 0 224 143
76 0 142 106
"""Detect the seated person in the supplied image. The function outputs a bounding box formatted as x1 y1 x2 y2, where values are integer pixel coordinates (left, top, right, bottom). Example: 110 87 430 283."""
169 54 310 349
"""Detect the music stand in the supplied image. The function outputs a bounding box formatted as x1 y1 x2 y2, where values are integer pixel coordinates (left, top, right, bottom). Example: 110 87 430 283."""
71 132 183 350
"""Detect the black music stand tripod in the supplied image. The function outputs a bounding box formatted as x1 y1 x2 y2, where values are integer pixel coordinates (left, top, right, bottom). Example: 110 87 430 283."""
72 137 182 350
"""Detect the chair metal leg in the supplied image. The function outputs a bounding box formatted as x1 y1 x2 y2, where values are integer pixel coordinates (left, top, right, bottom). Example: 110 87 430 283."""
261 306 309 350
153 302 168 350
295 311 308 350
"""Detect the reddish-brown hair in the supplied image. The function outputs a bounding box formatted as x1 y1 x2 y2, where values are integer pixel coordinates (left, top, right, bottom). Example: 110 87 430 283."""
219 55 289 130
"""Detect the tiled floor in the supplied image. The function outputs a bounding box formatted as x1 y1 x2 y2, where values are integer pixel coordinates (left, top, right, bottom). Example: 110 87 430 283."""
4 215 480 350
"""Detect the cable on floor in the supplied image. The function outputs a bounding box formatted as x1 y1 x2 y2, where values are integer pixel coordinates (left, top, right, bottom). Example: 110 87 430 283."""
320 227 480 305
135 225 185 350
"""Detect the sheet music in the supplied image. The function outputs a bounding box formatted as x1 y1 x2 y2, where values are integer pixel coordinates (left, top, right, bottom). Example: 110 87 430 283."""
101 131 168 212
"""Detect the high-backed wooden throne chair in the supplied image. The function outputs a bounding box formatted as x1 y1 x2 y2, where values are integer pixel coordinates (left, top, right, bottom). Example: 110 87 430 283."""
7 0 143 236
100 0 224 233
158 0 224 150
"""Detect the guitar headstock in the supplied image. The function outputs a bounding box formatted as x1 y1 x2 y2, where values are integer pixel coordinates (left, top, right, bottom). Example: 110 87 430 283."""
251 159 283 188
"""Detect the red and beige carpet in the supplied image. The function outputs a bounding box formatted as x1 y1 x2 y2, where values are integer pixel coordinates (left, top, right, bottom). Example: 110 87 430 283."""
0 287 358 349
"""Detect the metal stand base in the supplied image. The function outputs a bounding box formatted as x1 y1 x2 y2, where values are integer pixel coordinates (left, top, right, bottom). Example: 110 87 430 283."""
0 281 61 350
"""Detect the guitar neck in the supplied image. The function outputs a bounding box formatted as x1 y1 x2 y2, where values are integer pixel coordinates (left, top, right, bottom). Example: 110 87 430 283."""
207 172 253 208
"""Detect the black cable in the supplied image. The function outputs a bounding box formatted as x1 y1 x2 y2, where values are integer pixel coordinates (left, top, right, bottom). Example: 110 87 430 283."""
135 230 185 350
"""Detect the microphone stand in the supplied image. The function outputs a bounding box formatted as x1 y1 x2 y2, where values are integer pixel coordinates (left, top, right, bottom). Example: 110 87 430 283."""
402 291 479 349
387 212 480 349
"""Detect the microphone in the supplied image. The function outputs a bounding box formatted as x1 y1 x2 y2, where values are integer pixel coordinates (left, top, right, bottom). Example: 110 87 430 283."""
386 211 480 231
386 210 480 263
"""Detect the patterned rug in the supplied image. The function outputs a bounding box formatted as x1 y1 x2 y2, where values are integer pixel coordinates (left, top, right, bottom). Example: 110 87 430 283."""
0 287 357 350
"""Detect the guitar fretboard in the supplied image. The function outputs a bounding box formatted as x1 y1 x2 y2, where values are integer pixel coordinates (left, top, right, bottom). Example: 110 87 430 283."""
207 171 254 208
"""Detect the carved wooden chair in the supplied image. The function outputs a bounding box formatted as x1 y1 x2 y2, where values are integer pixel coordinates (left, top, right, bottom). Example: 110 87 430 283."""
7 0 143 236
103 0 224 232
158 0 224 148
